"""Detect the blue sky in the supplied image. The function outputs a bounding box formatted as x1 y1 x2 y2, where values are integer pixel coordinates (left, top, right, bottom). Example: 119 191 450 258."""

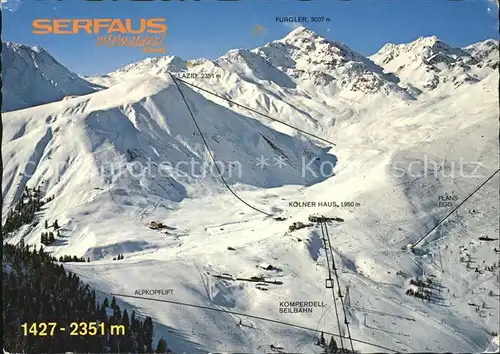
2 0 498 75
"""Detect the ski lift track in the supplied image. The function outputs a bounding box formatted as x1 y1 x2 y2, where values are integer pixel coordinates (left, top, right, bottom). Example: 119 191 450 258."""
169 72 338 219
111 292 399 352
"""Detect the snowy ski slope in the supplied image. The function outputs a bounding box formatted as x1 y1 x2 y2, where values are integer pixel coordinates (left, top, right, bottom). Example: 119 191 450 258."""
2 28 499 353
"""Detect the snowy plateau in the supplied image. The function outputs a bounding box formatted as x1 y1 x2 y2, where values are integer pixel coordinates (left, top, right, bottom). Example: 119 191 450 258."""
2 27 500 353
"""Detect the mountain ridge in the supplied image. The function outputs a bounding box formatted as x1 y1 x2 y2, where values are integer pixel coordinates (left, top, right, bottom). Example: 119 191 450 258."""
370 35 499 91
1 41 103 113
83 28 497 102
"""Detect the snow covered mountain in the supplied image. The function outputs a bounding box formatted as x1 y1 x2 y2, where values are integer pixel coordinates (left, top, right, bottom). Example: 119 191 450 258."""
2 28 500 354
87 27 431 144
463 39 500 70
249 27 414 99
90 27 415 101
371 36 499 93
1 42 102 112
2 74 333 219
87 56 191 87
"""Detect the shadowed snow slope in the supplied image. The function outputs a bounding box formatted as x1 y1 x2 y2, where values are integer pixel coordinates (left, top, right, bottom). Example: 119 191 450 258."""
1 42 102 112
2 74 335 247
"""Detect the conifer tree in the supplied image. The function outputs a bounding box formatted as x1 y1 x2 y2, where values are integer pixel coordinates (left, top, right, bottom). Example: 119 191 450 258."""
112 304 122 324
111 296 117 310
122 309 130 327
130 310 140 353
120 309 131 351
156 338 168 353
2 240 157 353
328 337 338 353
143 316 154 353
99 303 107 322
